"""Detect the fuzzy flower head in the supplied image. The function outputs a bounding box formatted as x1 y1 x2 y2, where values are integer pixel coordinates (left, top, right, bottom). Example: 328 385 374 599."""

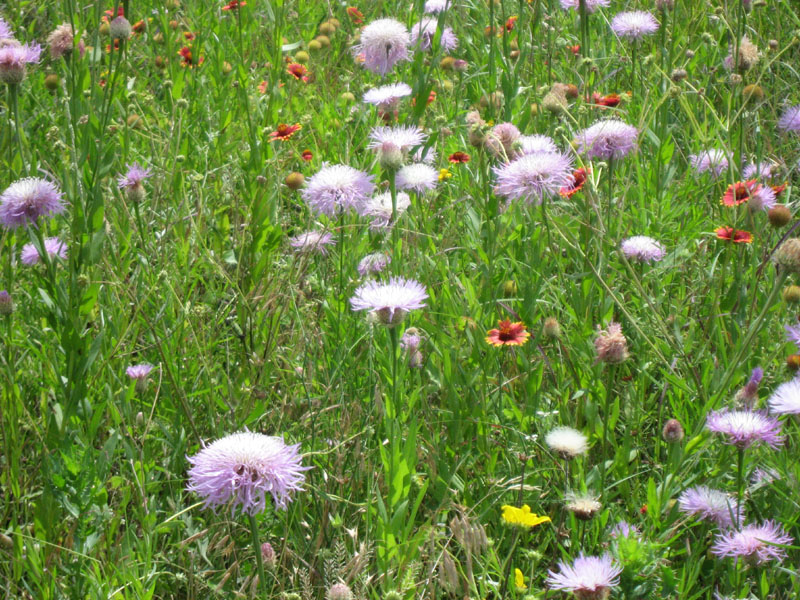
118 163 152 201
620 236 665 263
518 134 558 156
742 161 776 180
20 237 67 265
486 122 521 160
0 18 12 39
577 119 638 160
424 0 450 14
711 521 792 565
778 105 800 133
486 320 531 347
545 427 588 458
301 165 375 216
289 230 336 255
0 41 42 84
690 149 729 177
560 0 610 12
355 18 410 76
410 18 458 52
678 486 744 528
610 11 659 41
724 35 759 72
786 323 800 351
0 177 65 229
594 322 629 364
368 125 427 154
705 409 783 449
357 252 391 277
350 277 428 326
126 363 154 380
494 151 574 206
768 377 800 415
48 23 84 59
547 554 622 599
565 492 602 521
360 191 411 229
187 432 307 514
501 505 551 528
363 83 412 111
396 163 438 193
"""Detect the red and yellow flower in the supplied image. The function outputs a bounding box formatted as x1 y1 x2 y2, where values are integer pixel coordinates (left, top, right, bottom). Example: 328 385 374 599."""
486 320 531 347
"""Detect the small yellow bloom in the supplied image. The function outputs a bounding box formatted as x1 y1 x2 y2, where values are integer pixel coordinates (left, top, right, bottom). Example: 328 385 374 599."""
501 504 551 528
514 568 527 592
438 168 452 181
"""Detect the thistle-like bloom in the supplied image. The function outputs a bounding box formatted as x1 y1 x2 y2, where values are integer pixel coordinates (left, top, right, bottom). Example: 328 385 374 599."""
594 322 629 364
690 149 729 177
768 378 800 415
565 493 602 521
357 252 391 276
118 163 152 201
0 177 65 228
610 521 640 539
705 409 783 449
20 237 67 265
742 161 776 180
678 486 744 528
424 0 450 14
724 35 759 72
289 230 336 255
301 165 375 216
0 18 12 39
711 521 792 565
610 11 659 41
501 505 551 528
577 119 638 160
547 554 622 599
778 105 800 133
486 122 521 160
545 427 588 458
363 83 412 110
187 432 307 514
494 151 574 206
354 18 410 76
0 41 42 84
47 23 84 59
518 134 558 156
486 320 530 347
785 323 800 351
620 236 665 263
410 18 458 52
126 363 154 380
396 163 438 193
350 277 428 326
559 0 610 12
360 191 411 229
368 125 427 153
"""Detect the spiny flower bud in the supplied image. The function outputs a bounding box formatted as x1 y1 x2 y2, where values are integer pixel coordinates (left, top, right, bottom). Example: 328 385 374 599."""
594 322 629 364
768 205 791 228
0 291 14 315
261 542 276 567
109 16 132 41
662 418 684 442
775 238 800 274
742 84 764 104
285 172 305 190
378 141 404 171
783 285 800 304
670 68 688 82
440 56 455 70
543 317 561 339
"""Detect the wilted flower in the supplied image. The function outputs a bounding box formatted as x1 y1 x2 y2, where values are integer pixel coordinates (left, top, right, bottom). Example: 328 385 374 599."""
705 409 783 449
678 485 744 528
545 427 588 458
711 521 792 565
358 252 391 276
410 17 458 52
620 236 665 263
396 163 438 193
186 432 307 514
20 237 67 265
689 149 729 177
0 177 65 229
774 238 800 274
301 165 375 216
724 35 759 71
546 554 622 599
610 11 659 41
261 542 276 567
109 16 132 40
0 42 42 84
354 18 410 76
485 122 521 160
493 151 575 205
594 322 629 364
350 277 428 326
565 492 602 520
486 319 531 347
577 119 638 160
47 23 84 59
289 230 336 255
0 291 13 316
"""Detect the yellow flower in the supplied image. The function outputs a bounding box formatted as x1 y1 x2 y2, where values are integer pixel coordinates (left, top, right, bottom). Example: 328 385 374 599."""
438 168 452 181
501 504 551 528
514 568 527 592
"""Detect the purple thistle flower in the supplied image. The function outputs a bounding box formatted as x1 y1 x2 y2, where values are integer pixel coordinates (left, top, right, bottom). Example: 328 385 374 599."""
610 11 660 41
401 328 421 351
368 125 427 153
424 0 450 14
0 177 65 229
493 151 574 205
0 18 12 39
0 42 42 84
546 553 622 599
357 252 391 276
609 521 640 539
301 165 375 216
350 276 428 326
361 191 411 229
577 119 638 160
560 0 610 12
620 236 665 263
778 105 800 133
768 377 800 415
785 323 800 351
678 485 744 528
354 18 410 76
363 83 413 111
289 230 336 255
118 163 152 189
747 184 776 212
518 134 558 156
126 363 154 380
396 164 438 193
20 237 67 265
742 161 776 180
187 432 307 514
705 409 784 449
410 18 458 52
689 149 729 177
711 521 792 565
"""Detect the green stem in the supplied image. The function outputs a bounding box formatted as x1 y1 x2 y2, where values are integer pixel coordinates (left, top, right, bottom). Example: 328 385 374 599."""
600 365 616 502
248 515 269 598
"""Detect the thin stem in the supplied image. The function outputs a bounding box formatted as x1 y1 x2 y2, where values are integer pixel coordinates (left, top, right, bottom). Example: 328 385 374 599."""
600 364 616 502
248 514 269 598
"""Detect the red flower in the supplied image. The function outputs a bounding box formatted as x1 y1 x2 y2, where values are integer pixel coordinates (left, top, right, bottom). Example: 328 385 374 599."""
105 39 121 53
257 80 268 94
773 182 788 197
178 46 203 67
714 226 753 243
448 152 471 164
568 44 580 56
722 180 757 206
590 92 621 108
411 90 436 107
287 63 310 82
102 6 124 24
269 123 302 142
560 167 590 197
301 149 313 161
222 0 246 10
132 20 146 34
505 16 518 32
184 31 195 41
346 6 364 24
486 320 531 347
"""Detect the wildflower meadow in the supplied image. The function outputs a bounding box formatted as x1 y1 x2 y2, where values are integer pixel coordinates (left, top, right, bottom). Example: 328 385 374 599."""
3 0 800 598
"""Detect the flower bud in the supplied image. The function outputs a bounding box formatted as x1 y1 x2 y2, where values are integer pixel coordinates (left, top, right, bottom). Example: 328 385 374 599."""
768 205 791 228
543 317 561 339
0 291 14 316
775 238 800 274
261 542 276 567
662 418 684 442
783 285 800 304
109 16 132 41
379 142 404 171
285 172 305 190
594 322 629 364
326 583 353 600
